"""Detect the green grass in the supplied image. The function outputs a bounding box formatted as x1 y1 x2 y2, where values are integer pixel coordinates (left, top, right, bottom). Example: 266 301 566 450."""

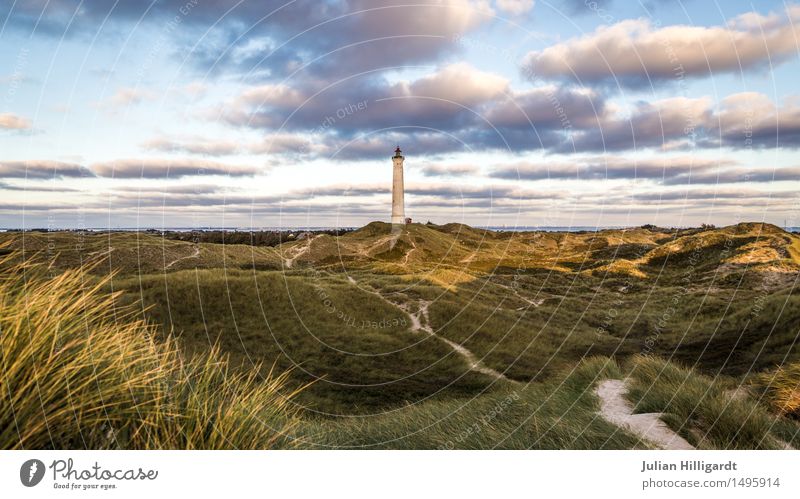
114 269 496 414
2 222 799 449
305 357 651 449
625 356 800 449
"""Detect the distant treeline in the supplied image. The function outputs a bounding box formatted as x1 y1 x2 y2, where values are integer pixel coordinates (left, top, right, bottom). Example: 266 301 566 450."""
163 228 354 247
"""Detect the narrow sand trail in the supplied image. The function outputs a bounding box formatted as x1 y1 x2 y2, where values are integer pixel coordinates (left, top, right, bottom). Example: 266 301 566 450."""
399 299 517 383
402 238 417 265
515 295 545 309
345 275 516 383
284 235 318 269
89 246 115 258
352 234 398 259
491 280 548 309
165 245 200 269
595 379 694 450
459 252 477 265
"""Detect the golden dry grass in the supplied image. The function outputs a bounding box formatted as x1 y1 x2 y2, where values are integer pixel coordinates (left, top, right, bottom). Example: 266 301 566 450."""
0 256 302 449
753 363 800 418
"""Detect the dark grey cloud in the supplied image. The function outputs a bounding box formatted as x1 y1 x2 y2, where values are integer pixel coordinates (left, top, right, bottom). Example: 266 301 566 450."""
0 202 61 211
0 160 94 179
491 154 799 186
490 156 732 181
562 97 712 152
91 158 261 178
419 163 480 177
0 181 81 192
407 184 518 199
221 78 800 157
10 180 563 214
632 189 798 202
215 64 606 158
110 183 225 195
711 92 800 149
330 131 473 161
663 166 800 185
4 1 490 81
219 63 508 134
485 86 604 130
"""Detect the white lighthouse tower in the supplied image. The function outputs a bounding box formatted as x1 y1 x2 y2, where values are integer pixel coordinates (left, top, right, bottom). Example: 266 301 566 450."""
391 146 405 224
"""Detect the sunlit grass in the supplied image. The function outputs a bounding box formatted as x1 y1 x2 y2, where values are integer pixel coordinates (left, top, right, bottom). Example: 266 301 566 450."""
753 362 800 419
0 257 302 449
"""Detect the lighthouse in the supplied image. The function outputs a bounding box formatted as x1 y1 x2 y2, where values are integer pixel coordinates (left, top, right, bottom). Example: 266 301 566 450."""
391 146 405 224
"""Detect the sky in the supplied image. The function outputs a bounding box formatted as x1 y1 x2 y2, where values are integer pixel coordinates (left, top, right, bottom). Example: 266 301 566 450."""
1 0 799 229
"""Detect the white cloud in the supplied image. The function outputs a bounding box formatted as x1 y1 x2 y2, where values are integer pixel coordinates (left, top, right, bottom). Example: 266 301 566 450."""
521 5 800 85
495 0 534 16
404 63 509 106
100 87 156 109
141 136 241 156
0 112 31 130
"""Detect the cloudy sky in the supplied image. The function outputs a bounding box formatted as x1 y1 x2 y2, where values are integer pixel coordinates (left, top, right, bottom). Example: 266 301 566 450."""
1 0 799 229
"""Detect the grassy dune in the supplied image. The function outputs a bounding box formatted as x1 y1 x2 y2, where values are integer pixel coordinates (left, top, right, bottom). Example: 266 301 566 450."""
306 357 651 449
0 259 301 449
1 221 799 448
112 269 495 414
626 356 800 449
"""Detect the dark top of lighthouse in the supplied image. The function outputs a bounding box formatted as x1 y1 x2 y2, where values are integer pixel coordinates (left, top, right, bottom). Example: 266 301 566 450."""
393 146 403 158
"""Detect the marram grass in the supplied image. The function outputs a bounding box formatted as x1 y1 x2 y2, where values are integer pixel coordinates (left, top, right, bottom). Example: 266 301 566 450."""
753 362 800 419
0 257 302 449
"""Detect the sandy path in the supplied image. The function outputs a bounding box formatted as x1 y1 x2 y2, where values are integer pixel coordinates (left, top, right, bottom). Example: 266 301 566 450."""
459 252 477 264
515 295 545 309
595 379 694 450
89 246 115 258
284 235 318 268
165 245 200 269
345 275 515 383
492 280 548 309
352 234 398 259
402 238 417 265
401 299 516 383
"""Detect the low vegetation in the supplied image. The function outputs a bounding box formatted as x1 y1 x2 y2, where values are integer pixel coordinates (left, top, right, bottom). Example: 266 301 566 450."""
0 258 301 449
306 357 650 449
1 221 798 449
753 362 800 419
625 356 800 449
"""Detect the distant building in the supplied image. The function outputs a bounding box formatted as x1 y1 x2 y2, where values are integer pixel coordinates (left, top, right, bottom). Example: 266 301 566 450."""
391 146 405 224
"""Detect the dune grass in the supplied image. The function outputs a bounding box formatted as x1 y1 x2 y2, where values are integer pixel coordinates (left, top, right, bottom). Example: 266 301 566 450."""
0 258 301 449
304 357 651 449
3 222 799 448
625 356 800 449
752 362 800 419
116 269 495 414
